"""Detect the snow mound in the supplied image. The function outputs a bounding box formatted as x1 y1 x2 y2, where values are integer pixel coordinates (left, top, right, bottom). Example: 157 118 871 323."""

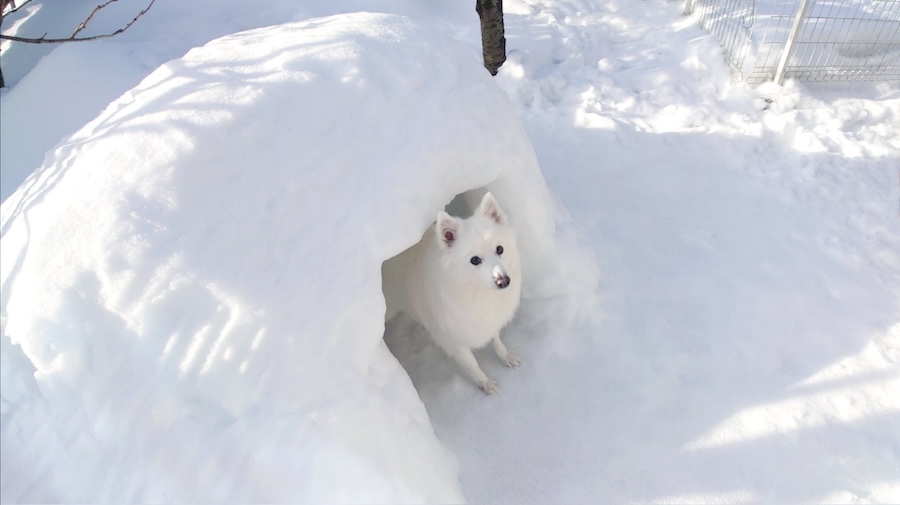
1 12 598 503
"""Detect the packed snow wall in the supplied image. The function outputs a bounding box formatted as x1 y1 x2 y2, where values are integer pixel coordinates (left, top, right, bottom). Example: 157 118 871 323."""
0 12 599 503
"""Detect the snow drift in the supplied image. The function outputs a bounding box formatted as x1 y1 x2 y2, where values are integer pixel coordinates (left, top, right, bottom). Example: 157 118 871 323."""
1 12 597 503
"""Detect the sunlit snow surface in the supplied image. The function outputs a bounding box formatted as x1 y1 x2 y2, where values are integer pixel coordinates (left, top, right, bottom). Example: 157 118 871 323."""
0 12 597 502
2 0 899 503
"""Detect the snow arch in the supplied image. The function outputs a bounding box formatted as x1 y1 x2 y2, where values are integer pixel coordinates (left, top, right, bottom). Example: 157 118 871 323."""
1 13 598 502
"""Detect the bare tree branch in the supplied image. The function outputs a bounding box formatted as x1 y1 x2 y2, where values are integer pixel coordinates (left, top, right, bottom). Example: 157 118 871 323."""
72 0 120 38
0 0 155 44
3 0 35 17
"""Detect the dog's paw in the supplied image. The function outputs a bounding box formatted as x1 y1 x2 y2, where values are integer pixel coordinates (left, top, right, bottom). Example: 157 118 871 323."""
479 378 500 395
501 349 521 367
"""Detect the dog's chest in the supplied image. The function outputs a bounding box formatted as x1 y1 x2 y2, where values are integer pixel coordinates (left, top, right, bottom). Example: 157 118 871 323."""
427 286 520 349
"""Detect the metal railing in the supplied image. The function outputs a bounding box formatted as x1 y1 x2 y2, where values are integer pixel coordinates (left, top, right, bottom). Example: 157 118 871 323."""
685 0 900 84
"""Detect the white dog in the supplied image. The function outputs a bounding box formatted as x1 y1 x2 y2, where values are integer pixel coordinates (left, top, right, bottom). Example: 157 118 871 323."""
383 192 522 394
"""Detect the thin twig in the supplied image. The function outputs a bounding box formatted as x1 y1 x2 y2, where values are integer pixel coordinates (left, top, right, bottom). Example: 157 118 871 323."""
0 0 154 44
72 0 119 38
3 0 35 18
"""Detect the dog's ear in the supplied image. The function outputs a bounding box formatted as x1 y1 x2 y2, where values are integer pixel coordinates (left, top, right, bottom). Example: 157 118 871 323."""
436 212 461 249
477 192 506 225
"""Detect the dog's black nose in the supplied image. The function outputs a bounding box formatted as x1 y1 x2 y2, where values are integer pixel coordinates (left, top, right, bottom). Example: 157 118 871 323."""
496 275 511 289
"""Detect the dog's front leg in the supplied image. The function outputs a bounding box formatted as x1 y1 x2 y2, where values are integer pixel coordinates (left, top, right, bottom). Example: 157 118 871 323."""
446 344 499 394
491 335 521 367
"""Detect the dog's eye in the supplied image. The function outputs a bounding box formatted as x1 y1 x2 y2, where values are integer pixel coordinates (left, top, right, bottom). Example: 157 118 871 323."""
470 256 482 266
496 245 504 255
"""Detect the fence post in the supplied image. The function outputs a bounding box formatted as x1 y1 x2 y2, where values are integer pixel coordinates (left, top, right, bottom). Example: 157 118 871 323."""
774 0 812 84
684 0 694 15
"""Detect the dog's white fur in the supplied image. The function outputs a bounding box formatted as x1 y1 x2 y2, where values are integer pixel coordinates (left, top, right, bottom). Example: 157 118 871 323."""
383 192 522 394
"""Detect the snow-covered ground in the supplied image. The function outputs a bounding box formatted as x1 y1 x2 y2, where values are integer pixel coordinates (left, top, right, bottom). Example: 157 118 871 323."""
2 0 899 503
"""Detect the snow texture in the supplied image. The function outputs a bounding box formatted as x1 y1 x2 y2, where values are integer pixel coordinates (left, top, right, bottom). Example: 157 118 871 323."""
1 11 595 503
2 0 899 503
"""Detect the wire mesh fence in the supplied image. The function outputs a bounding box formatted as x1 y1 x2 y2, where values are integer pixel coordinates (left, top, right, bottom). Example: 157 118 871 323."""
685 0 900 83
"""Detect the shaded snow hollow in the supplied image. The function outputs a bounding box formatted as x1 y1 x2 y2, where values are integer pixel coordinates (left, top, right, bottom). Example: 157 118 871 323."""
0 12 598 503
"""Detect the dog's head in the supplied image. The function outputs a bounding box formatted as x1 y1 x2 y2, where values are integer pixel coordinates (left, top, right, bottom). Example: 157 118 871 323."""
435 192 521 293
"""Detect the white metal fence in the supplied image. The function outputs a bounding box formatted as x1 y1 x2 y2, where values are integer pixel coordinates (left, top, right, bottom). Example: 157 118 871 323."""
685 0 900 83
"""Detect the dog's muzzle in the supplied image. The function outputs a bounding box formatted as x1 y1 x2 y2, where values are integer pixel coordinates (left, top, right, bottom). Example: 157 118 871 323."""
492 265 511 289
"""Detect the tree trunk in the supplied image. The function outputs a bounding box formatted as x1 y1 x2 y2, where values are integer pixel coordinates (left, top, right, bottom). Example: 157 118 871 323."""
476 0 506 76
0 39 5 89
0 0 10 88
